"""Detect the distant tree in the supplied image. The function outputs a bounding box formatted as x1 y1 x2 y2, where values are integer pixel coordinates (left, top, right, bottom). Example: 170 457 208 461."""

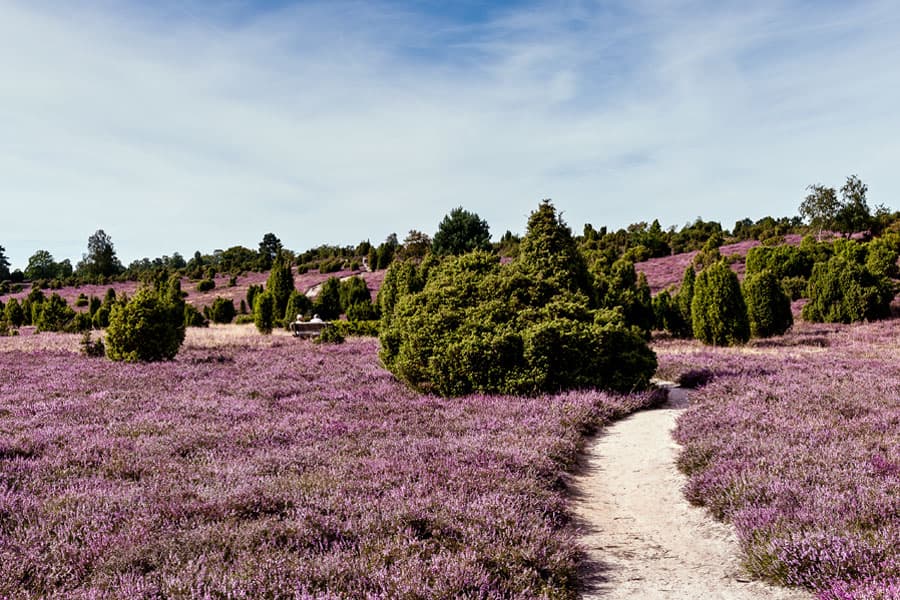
339 276 371 311
799 184 841 240
258 233 283 271
834 175 872 237
207 297 236 324
0 245 10 281
253 291 275 334
266 251 295 320
742 270 793 338
77 230 123 279
691 261 750 346
397 230 432 260
24 250 59 280
432 207 491 256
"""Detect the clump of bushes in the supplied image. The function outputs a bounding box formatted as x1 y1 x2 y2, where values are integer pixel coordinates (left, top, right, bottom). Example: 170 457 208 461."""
802 256 893 323
253 291 275 334
380 201 656 396
196 279 215 292
313 325 345 344
79 331 105 357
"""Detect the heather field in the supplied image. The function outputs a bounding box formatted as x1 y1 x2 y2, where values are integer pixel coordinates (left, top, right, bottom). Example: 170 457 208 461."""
0 326 660 599
655 320 900 599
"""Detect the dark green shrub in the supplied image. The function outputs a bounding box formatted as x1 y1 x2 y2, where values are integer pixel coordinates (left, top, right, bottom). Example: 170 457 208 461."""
246 284 263 313
69 312 93 333
36 294 75 332
691 262 750 346
865 234 900 279
378 260 424 321
380 202 656 396
330 319 379 337
284 291 312 323
4 298 24 328
266 252 295 318
228 276 238 287
88 295 102 317
92 305 111 329
802 256 893 323
80 331 106 357
184 303 208 327
75 293 89 307
742 270 793 338
239 299 247 314
432 207 491 255
254 291 275 334
593 259 654 334
745 244 814 281
339 276 371 309
313 325 345 344
313 277 342 321
207 297 236 324
235 314 255 325
781 276 808 301
346 301 377 322
196 279 215 292
106 287 185 362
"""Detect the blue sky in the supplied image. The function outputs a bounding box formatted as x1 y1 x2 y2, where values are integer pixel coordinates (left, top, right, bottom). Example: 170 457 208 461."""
2 0 900 269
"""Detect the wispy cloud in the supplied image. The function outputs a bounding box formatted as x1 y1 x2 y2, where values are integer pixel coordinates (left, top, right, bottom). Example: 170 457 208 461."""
2 0 899 267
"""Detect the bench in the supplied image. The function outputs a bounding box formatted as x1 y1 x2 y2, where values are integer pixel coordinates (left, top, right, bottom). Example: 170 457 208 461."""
290 321 329 339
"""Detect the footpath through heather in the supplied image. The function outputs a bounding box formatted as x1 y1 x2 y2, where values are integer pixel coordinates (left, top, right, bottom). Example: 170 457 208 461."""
572 386 812 600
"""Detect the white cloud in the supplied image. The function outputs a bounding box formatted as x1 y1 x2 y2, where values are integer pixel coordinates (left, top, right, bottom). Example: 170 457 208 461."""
1 0 899 268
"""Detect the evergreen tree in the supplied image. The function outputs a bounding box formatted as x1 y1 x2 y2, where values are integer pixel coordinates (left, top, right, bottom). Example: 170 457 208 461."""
266 252 295 321
742 270 793 338
314 277 342 321
4 297 24 328
432 207 491 256
691 262 750 346
253 291 275 334
106 285 185 362
0 245 10 281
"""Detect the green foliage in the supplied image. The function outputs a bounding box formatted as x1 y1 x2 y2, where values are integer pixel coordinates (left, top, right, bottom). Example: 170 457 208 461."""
207 297 236 324
802 256 893 323
75 293 89 307
378 260 424 321
79 331 105 357
330 319 379 337
339 276 371 309
266 252 295 319
834 175 872 236
37 294 76 332
253 291 275 334
184 303 208 328
313 325 345 345
691 262 750 346
246 284 263 314
235 314 255 325
257 233 282 271
865 234 900 279
106 286 186 362
781 276 808 301
593 259 654 334
799 184 840 236
313 277 342 321
284 291 312 323
654 267 695 338
380 202 656 396
0 244 10 281
4 298 24 328
92 305 111 329
745 245 814 281
196 279 215 292
346 301 377 322
77 229 123 279
24 250 63 281
742 270 793 338
432 207 491 256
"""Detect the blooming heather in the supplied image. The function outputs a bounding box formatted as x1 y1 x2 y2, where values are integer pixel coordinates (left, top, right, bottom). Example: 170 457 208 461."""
657 320 900 598
0 327 659 598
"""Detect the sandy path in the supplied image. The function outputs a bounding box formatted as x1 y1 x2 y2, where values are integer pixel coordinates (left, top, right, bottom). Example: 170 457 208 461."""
572 386 810 600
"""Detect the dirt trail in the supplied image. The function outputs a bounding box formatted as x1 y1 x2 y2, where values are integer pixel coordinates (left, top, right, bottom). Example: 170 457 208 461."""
572 386 810 600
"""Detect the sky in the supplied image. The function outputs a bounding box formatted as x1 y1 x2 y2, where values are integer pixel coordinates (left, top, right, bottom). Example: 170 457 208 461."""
2 0 900 269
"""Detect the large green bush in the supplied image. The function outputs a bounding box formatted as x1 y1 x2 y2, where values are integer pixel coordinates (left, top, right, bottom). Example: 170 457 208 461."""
36 293 75 332
314 277 342 321
266 252 295 319
3 298 24 328
742 270 793 338
691 261 750 346
380 202 656 396
802 256 893 323
745 244 814 280
106 286 186 362
284 291 312 323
